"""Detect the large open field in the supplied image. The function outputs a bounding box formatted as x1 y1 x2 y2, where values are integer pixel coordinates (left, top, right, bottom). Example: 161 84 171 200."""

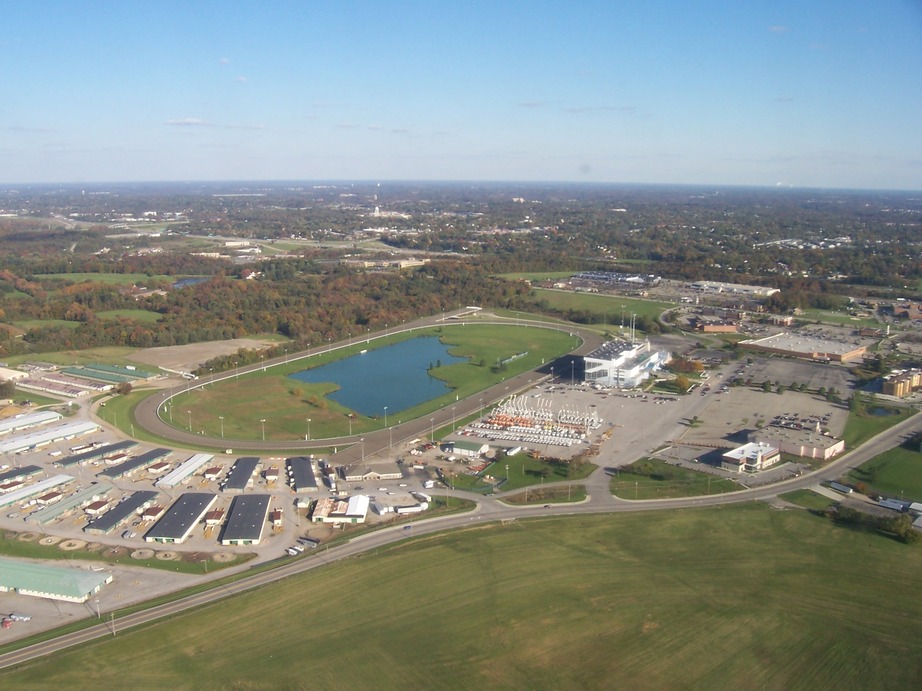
4 504 921 689
163 325 580 440
531 288 674 324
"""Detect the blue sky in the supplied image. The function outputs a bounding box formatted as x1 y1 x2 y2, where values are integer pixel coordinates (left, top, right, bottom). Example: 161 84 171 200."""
2 1 921 189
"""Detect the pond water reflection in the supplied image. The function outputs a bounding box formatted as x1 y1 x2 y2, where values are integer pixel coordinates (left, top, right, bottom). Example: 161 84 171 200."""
289 336 467 417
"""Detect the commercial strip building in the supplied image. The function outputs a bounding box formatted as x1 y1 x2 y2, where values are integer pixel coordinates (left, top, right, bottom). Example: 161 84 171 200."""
738 333 867 363
156 453 213 489
749 428 845 461
342 463 403 483
0 421 101 455
0 465 43 486
85 490 159 535
721 442 781 473
145 493 216 544
689 280 779 297
582 339 671 389
220 494 271 546
0 558 112 603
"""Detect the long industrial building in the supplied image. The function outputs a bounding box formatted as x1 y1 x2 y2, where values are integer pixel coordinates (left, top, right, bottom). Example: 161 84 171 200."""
0 410 62 436
56 440 138 468
0 421 100 455
28 482 115 525
220 494 271 546
97 448 171 480
222 457 259 493
0 558 112 603
85 490 158 535
156 453 213 489
145 493 216 544
286 457 319 492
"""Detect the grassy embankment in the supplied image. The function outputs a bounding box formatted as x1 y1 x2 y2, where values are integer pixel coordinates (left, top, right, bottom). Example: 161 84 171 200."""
610 458 740 499
4 504 922 689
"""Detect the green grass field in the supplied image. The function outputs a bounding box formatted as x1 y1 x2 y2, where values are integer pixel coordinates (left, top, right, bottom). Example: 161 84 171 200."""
847 446 922 502
2 346 147 369
610 458 740 499
95 309 162 323
13 319 80 331
843 406 914 448
503 484 587 504
531 288 675 323
32 273 182 286
4 504 922 689
779 489 836 511
489 452 596 491
163 325 579 441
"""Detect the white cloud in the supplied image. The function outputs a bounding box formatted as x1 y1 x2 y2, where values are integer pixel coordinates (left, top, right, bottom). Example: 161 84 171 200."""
164 118 214 127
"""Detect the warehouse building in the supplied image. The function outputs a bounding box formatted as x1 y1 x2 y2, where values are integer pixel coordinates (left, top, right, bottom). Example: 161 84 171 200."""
0 410 62 436
0 475 74 508
311 495 369 524
222 457 259 493
738 333 867 363
343 462 403 482
0 558 112 603
145 493 216 544
0 421 100 455
85 490 158 535
97 448 171 480
56 440 137 468
286 456 319 492
220 495 271 546
28 482 116 525
156 453 213 489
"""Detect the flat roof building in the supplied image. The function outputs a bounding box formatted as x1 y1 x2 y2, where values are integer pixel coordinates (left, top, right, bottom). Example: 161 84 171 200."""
739 332 867 362
583 339 671 389
343 462 403 482
721 442 781 473
311 495 369 524
0 475 74 508
145 493 216 544
220 495 271 546
0 410 62 436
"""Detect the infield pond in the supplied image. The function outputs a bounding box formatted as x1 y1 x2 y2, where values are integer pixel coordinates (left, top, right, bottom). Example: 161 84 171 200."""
288 336 467 417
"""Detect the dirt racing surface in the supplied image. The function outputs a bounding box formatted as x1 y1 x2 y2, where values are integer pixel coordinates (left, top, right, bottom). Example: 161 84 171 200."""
130 338 278 373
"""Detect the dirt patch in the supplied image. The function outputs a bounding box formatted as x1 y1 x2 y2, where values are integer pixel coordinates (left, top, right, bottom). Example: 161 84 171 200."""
131 549 155 560
59 539 86 550
17 532 39 542
212 552 236 563
85 541 104 552
104 546 127 558
130 338 278 373
39 536 62 546
155 551 179 561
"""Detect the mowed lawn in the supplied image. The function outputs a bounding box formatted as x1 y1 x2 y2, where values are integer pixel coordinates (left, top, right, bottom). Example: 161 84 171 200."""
6 505 922 689
531 287 675 323
95 309 162 323
848 446 922 502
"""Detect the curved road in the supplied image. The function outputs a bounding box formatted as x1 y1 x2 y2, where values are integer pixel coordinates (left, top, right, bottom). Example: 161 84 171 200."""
1 408 919 671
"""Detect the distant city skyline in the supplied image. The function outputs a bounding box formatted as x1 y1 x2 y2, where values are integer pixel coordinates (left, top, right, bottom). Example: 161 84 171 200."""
2 1 921 190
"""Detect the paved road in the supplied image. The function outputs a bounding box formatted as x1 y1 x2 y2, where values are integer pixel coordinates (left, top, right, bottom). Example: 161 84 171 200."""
1 409 918 671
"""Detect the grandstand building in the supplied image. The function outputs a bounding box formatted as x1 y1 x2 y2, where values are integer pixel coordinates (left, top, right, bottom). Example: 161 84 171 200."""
582 340 671 389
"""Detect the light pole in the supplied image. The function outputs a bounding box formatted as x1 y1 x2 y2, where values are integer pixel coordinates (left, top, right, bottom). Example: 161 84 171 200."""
168 404 173 424
571 360 575 386
260 354 265 371
234 360 239 379
307 418 311 441
186 410 192 432
218 416 224 439
430 417 435 441
260 418 266 442
360 437 365 463
348 415 353 436
451 406 456 430
383 406 388 429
